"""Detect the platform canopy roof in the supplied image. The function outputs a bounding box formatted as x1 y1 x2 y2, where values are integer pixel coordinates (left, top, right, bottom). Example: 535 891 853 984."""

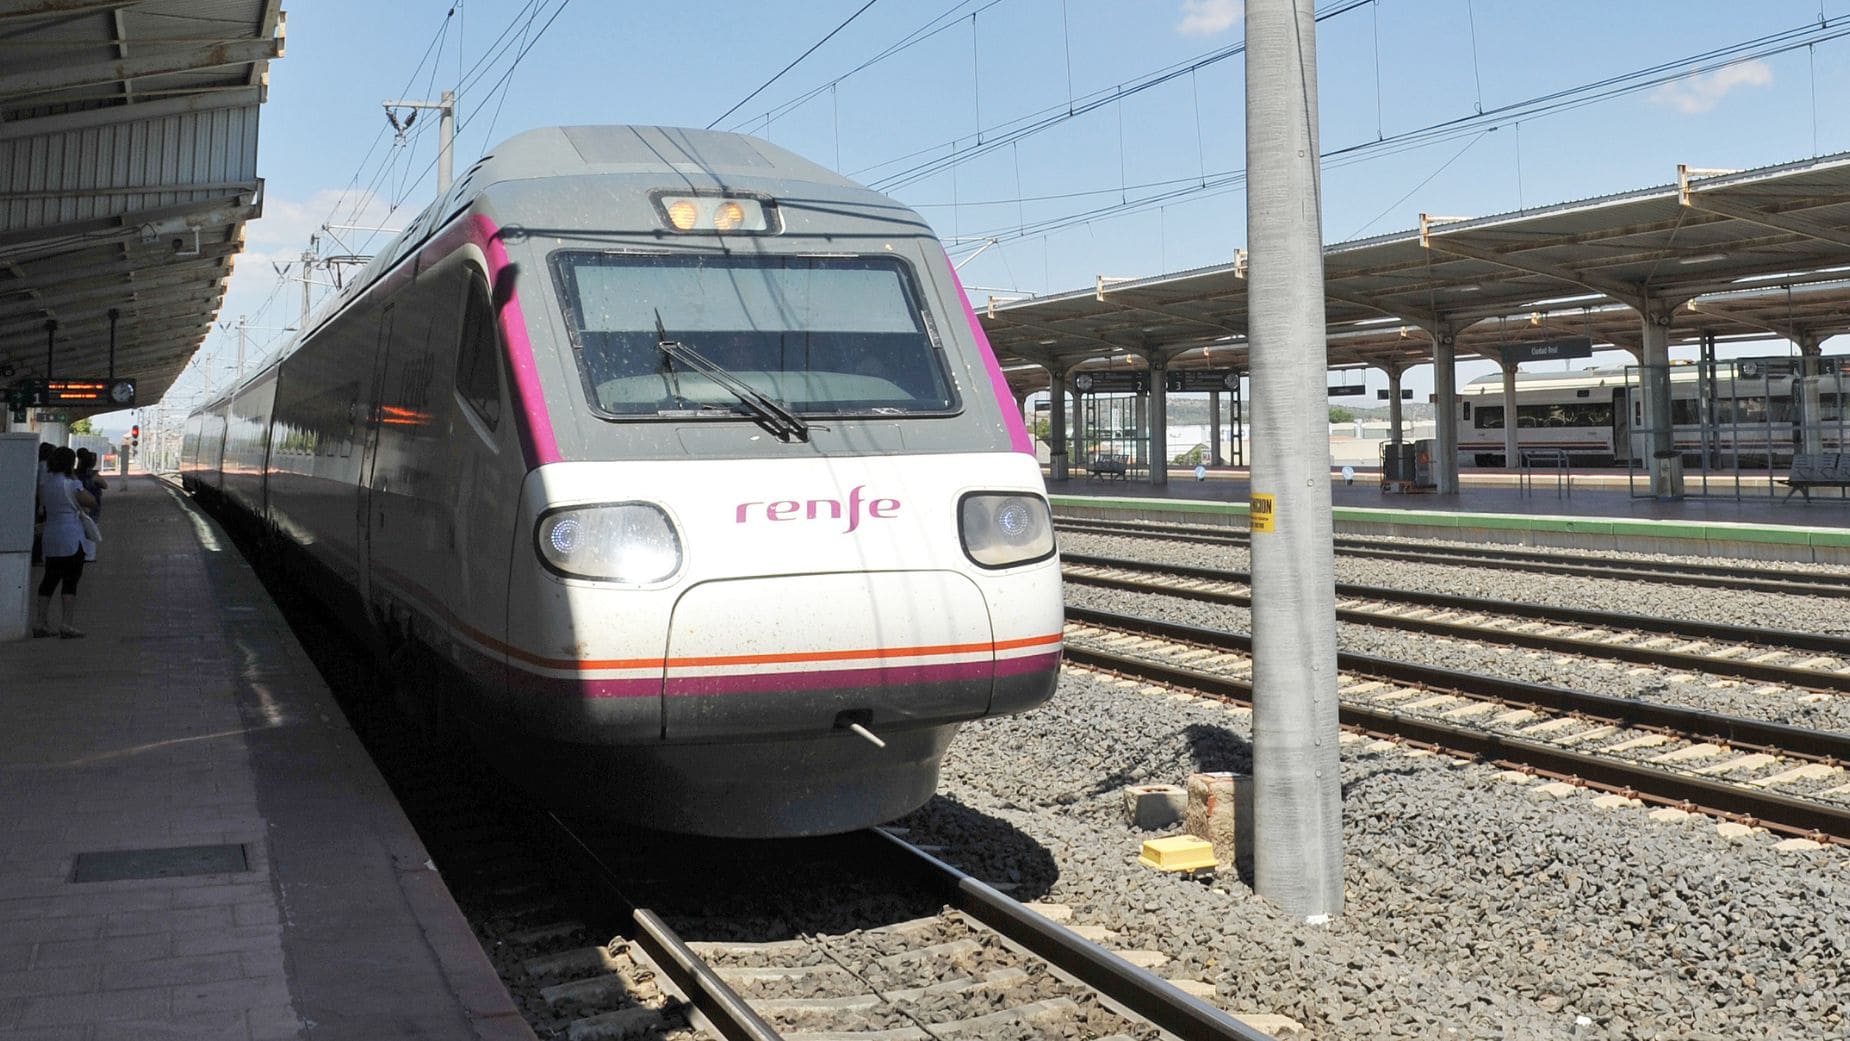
0 0 283 412
980 151 1850 389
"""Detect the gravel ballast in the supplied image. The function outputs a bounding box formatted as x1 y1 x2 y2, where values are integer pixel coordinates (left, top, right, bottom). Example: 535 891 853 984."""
899 666 1850 1040
885 528 1850 1038
1061 532 1850 735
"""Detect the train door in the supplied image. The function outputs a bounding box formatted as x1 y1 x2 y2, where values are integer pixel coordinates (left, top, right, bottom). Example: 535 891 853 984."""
1610 387 1631 464
356 303 395 604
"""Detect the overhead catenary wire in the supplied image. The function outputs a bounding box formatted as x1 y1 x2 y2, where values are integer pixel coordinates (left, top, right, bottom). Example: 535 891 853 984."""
723 0 1008 135
945 12 1850 257
707 0 883 130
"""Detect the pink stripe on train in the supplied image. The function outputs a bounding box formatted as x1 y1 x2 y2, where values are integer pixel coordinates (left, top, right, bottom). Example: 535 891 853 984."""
945 255 1035 456
469 215 562 468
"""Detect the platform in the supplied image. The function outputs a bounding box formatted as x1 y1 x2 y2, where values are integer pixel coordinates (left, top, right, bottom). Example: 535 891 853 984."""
1050 466 1850 563
0 478 532 1041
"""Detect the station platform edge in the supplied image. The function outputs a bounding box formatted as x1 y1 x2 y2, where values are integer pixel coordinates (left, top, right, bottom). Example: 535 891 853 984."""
0 476 533 1041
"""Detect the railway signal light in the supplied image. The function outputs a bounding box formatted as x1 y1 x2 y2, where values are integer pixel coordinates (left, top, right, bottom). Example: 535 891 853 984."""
131 424 140 448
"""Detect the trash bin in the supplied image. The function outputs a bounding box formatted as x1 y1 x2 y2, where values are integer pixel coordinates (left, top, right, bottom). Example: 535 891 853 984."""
1380 441 1415 492
1411 438 1439 490
1652 449 1684 501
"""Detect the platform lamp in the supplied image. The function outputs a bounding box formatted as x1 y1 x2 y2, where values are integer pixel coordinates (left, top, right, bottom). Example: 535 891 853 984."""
44 318 56 379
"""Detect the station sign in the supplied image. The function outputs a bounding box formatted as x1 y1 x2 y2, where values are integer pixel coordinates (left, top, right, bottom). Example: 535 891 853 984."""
1074 371 1148 394
1736 358 1797 379
15 377 137 408
1377 388 1414 400
1501 336 1592 365
1164 369 1241 393
1327 383 1368 397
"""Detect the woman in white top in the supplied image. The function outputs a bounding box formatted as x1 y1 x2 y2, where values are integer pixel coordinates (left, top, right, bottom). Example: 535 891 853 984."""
35 446 96 638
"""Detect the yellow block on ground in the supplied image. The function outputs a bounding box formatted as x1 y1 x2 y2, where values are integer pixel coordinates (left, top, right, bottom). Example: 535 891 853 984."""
1139 836 1217 872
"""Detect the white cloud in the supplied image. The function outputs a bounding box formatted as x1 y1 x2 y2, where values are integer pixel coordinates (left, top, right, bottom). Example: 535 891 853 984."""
1176 0 1243 37
1648 60 1773 114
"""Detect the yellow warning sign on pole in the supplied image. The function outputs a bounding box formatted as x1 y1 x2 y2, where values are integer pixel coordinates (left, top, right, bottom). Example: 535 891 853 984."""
1249 493 1276 533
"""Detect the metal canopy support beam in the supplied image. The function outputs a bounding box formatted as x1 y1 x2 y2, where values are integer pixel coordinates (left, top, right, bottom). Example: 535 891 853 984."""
1682 191 1850 251
0 0 134 23
1245 0 1342 921
0 37 282 101
1419 220 1639 304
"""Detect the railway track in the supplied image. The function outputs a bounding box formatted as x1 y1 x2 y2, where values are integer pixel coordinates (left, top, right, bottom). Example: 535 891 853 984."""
1062 552 1850 695
1063 607 1850 843
1056 517 1850 599
517 828 1277 1041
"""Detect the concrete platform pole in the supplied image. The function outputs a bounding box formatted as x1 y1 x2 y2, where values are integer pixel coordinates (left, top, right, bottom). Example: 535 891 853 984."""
1639 301 1681 499
1148 354 1169 487
1047 364 1070 480
1245 0 1344 920
1797 334 1824 455
1133 382 1148 469
1501 358 1521 468
1432 328 1460 494
1209 388 1224 465
1384 366 1405 443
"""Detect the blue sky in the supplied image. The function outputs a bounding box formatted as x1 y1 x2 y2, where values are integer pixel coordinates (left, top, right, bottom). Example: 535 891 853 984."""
157 0 1850 416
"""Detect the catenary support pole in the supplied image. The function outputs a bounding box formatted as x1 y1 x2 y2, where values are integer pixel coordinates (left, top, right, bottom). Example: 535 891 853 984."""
1245 0 1344 919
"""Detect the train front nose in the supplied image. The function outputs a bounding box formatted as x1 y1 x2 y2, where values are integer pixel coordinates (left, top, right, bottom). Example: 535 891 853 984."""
661 571 997 740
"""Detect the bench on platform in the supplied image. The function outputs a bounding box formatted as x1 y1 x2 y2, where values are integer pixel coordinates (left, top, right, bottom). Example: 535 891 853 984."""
1781 452 1850 500
1090 455 1129 480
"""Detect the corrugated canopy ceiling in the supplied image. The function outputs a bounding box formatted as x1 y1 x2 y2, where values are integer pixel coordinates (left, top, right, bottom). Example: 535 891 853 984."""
0 0 283 412
982 152 1850 389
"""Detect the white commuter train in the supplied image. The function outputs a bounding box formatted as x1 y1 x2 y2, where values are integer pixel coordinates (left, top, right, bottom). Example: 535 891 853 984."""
1457 360 1849 467
181 126 1064 837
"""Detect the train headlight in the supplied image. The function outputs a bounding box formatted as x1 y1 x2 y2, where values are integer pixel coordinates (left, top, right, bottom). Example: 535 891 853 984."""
652 192 776 233
959 493 1055 569
535 503 682 583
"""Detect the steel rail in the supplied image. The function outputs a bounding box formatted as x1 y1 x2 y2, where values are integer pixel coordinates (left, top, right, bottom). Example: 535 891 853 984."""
1061 638 1850 844
1067 606 1850 762
1063 553 1850 693
1056 517 1850 598
868 829 1277 1041
630 909 786 1041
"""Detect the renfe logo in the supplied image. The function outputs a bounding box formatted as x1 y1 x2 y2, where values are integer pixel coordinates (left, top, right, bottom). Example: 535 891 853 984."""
735 485 900 533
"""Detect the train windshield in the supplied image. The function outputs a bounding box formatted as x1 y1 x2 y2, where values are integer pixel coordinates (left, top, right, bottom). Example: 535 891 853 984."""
553 252 958 418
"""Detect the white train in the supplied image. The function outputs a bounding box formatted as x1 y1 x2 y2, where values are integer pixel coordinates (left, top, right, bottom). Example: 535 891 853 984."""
182 126 1063 837
1457 360 1849 467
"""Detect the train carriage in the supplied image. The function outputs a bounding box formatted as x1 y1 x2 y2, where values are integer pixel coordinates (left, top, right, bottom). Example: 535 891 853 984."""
183 126 1064 837
1458 362 1849 467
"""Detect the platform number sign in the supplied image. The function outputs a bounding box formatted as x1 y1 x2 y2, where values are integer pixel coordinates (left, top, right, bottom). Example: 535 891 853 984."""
1249 493 1276 533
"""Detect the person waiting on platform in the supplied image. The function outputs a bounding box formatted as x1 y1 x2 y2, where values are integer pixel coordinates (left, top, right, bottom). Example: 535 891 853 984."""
34 447 97 639
74 447 107 521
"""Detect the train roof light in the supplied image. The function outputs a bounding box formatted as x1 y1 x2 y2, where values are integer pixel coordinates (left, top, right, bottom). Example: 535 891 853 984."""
653 193 776 234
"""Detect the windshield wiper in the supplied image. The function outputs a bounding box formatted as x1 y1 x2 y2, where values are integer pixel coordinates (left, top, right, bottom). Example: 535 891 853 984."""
653 311 809 442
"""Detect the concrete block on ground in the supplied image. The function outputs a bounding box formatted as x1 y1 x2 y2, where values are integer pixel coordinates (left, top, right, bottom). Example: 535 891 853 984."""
1235 1012 1306 1036
1122 784 1187 830
1184 772 1252 874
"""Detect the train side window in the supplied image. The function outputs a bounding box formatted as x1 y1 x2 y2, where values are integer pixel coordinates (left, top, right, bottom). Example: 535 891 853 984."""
1474 405 1503 429
455 279 504 430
